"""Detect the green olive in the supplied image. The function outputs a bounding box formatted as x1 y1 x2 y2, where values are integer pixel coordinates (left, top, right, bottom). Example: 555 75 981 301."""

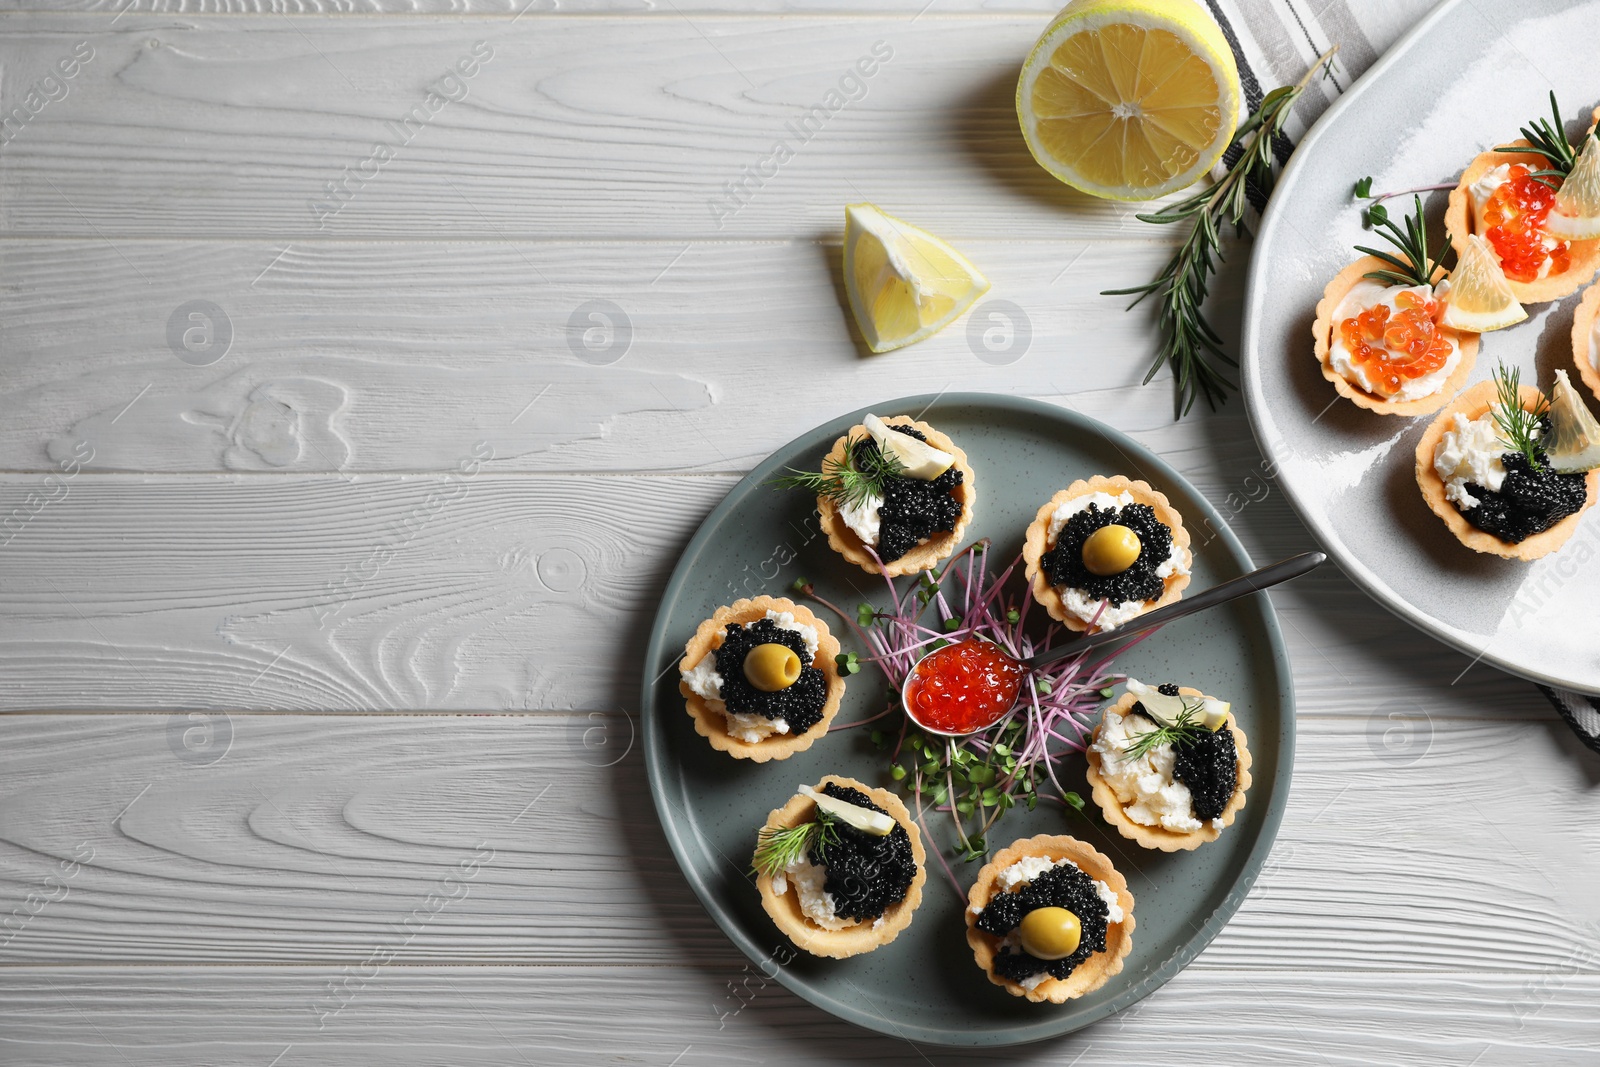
1081 524 1142 577
743 643 802 692
1018 906 1082 960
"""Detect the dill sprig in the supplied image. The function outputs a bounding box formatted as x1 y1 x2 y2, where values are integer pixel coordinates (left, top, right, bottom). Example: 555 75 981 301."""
1497 92 1589 186
1121 699 1208 762
752 811 838 879
1491 364 1549 472
769 435 905 510
1354 195 1449 288
1105 45 1339 418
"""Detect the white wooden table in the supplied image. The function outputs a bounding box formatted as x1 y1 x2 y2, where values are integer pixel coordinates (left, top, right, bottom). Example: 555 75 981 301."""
2 2 1597 1063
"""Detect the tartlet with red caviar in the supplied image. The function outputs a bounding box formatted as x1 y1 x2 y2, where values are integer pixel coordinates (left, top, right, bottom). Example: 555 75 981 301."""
1445 102 1600 305
1314 199 1478 415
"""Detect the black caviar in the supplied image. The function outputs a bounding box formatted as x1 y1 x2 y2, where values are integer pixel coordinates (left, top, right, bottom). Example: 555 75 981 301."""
850 426 964 563
811 782 916 921
711 617 827 734
975 861 1111 983
1041 502 1173 605
1458 432 1587 544
1171 719 1237 821
1127 695 1238 823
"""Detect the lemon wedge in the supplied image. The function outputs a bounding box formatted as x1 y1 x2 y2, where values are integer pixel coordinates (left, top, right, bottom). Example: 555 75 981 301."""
798 784 895 836
1546 369 1600 473
863 413 953 479
1125 678 1228 731
1439 234 1527 333
1544 133 1600 241
843 204 989 353
1016 0 1242 201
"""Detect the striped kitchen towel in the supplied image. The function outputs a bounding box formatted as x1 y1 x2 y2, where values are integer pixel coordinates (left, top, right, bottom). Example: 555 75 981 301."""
1201 0 1430 219
1222 0 1600 747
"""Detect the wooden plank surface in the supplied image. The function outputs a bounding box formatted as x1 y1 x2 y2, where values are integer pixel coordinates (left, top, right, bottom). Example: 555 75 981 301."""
5 0 1598 1061
0 711 1594 970
0 468 1545 712
1 967 1596 1066
0 238 1208 474
0 14 1181 241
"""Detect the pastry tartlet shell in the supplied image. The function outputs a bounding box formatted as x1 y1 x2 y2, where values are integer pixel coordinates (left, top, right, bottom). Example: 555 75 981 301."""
753 775 927 959
1021 476 1192 632
1572 282 1600 403
1085 688 1253 853
1311 257 1479 416
815 416 975 577
964 835 1135 1003
1413 380 1599 560
1445 133 1600 306
678 596 844 762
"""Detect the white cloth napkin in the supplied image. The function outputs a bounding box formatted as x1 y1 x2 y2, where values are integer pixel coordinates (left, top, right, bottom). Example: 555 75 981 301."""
1218 0 1600 737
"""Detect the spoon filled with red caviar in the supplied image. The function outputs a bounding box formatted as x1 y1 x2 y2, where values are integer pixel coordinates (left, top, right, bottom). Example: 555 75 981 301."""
901 551 1326 737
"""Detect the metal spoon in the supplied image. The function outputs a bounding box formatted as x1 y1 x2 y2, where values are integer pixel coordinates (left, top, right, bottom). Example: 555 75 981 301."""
900 551 1327 737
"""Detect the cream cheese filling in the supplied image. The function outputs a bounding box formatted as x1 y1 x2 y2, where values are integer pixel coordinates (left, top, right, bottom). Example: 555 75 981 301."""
1432 409 1513 510
1090 706 1204 833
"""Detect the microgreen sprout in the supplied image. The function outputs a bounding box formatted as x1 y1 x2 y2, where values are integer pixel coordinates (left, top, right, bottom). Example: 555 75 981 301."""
795 539 1163 886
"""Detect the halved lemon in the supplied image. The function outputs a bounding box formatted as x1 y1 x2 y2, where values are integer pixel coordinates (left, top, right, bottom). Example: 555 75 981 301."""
1547 369 1600 473
1544 133 1600 240
1016 0 1242 201
1439 234 1527 333
843 204 990 354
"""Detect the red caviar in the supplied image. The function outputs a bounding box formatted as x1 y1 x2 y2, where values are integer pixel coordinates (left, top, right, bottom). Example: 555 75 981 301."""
1481 163 1570 282
1338 289 1454 396
904 639 1026 735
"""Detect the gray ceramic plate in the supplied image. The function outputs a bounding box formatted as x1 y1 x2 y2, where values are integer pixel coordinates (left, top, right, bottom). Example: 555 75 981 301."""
641 393 1292 1046
1242 0 1600 695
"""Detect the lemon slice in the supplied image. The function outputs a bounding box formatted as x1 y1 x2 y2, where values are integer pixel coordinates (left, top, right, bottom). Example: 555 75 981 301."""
798 784 895 836
863 413 954 479
1125 679 1228 732
843 204 990 354
1544 134 1600 240
1546 369 1600 473
1016 0 1242 201
1439 234 1528 333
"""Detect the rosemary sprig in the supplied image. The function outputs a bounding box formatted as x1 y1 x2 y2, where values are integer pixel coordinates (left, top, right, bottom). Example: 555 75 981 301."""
1497 91 1586 186
1491 364 1549 472
1121 700 1208 762
769 434 905 510
752 811 838 879
1105 45 1340 418
1354 195 1449 288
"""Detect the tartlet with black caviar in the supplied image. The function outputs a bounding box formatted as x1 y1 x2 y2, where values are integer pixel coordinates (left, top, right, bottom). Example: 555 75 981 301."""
1416 376 1597 560
678 595 844 761
1022 475 1191 632
752 775 926 959
776 413 975 578
1086 681 1252 853
965 835 1134 1003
